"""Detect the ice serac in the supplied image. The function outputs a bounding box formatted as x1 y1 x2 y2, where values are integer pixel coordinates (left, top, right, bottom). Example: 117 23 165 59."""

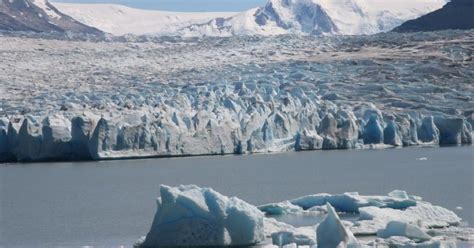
336 110 359 149
88 117 116 160
384 120 403 146
316 203 360 248
295 129 324 151
318 113 338 149
399 117 419 146
15 117 43 162
41 115 73 160
71 113 98 159
140 185 265 247
0 117 11 162
362 114 384 145
434 117 472 145
418 116 440 144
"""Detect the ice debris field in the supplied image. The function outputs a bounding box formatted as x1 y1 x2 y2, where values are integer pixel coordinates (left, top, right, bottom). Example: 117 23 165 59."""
0 30 473 162
136 185 473 247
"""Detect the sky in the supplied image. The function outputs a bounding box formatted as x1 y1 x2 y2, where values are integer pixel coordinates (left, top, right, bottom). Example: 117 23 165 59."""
51 0 267 12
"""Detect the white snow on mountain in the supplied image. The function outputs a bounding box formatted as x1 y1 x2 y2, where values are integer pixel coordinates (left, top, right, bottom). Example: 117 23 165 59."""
51 0 448 36
52 3 237 36
179 0 449 36
307 0 449 35
31 0 61 19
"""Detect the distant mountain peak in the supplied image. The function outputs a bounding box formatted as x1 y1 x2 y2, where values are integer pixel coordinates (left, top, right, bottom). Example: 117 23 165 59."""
39 0 449 37
177 0 447 37
253 0 338 35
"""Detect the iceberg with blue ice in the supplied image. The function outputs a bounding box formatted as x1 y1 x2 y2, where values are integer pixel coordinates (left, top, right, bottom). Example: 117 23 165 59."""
140 185 265 247
137 185 471 247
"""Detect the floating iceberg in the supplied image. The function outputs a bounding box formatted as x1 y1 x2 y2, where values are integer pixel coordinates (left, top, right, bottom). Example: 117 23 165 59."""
316 203 360 248
262 190 418 214
353 203 462 236
138 186 472 247
368 236 457 248
377 221 432 241
140 185 265 247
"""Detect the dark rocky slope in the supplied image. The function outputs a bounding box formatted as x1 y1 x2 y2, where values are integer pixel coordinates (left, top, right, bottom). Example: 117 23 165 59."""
393 0 474 32
0 0 103 34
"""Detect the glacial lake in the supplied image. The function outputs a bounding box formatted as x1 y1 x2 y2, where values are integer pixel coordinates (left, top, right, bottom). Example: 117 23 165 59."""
1 146 473 247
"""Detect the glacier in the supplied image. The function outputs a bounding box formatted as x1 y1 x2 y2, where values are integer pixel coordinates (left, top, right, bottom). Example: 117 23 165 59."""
0 30 473 162
136 185 472 247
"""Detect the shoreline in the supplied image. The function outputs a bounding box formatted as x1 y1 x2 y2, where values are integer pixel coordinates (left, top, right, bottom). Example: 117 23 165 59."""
2 143 472 165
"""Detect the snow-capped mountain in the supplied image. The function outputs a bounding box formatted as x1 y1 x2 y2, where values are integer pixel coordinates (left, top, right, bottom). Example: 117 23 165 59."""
179 1 337 37
3 0 449 36
393 0 474 32
53 3 237 36
178 0 449 36
0 0 103 34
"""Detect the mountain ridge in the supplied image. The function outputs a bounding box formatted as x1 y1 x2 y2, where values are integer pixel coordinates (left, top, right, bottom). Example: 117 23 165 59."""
393 0 474 32
1 0 453 37
0 0 103 34
177 0 448 37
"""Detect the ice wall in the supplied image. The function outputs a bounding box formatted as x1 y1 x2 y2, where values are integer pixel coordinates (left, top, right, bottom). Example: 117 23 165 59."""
1 90 471 162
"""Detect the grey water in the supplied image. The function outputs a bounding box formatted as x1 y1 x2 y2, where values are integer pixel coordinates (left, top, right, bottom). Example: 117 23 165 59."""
0 146 473 247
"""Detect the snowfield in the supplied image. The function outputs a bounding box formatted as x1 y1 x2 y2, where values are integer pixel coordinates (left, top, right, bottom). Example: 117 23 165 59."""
136 185 473 247
52 3 237 36
0 30 473 162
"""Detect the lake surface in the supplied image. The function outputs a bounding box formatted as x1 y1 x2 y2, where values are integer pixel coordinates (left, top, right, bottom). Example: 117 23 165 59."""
1 146 473 247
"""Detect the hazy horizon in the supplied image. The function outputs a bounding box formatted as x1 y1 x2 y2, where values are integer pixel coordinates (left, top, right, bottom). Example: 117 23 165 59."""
51 0 267 12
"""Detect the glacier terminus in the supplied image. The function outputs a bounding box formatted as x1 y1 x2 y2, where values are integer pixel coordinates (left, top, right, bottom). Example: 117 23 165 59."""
0 30 472 162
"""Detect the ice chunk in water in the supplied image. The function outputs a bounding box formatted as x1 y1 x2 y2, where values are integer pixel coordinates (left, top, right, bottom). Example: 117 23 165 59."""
259 201 303 215
271 231 294 246
137 186 468 247
140 185 265 247
316 203 360 248
286 191 416 214
377 221 431 241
